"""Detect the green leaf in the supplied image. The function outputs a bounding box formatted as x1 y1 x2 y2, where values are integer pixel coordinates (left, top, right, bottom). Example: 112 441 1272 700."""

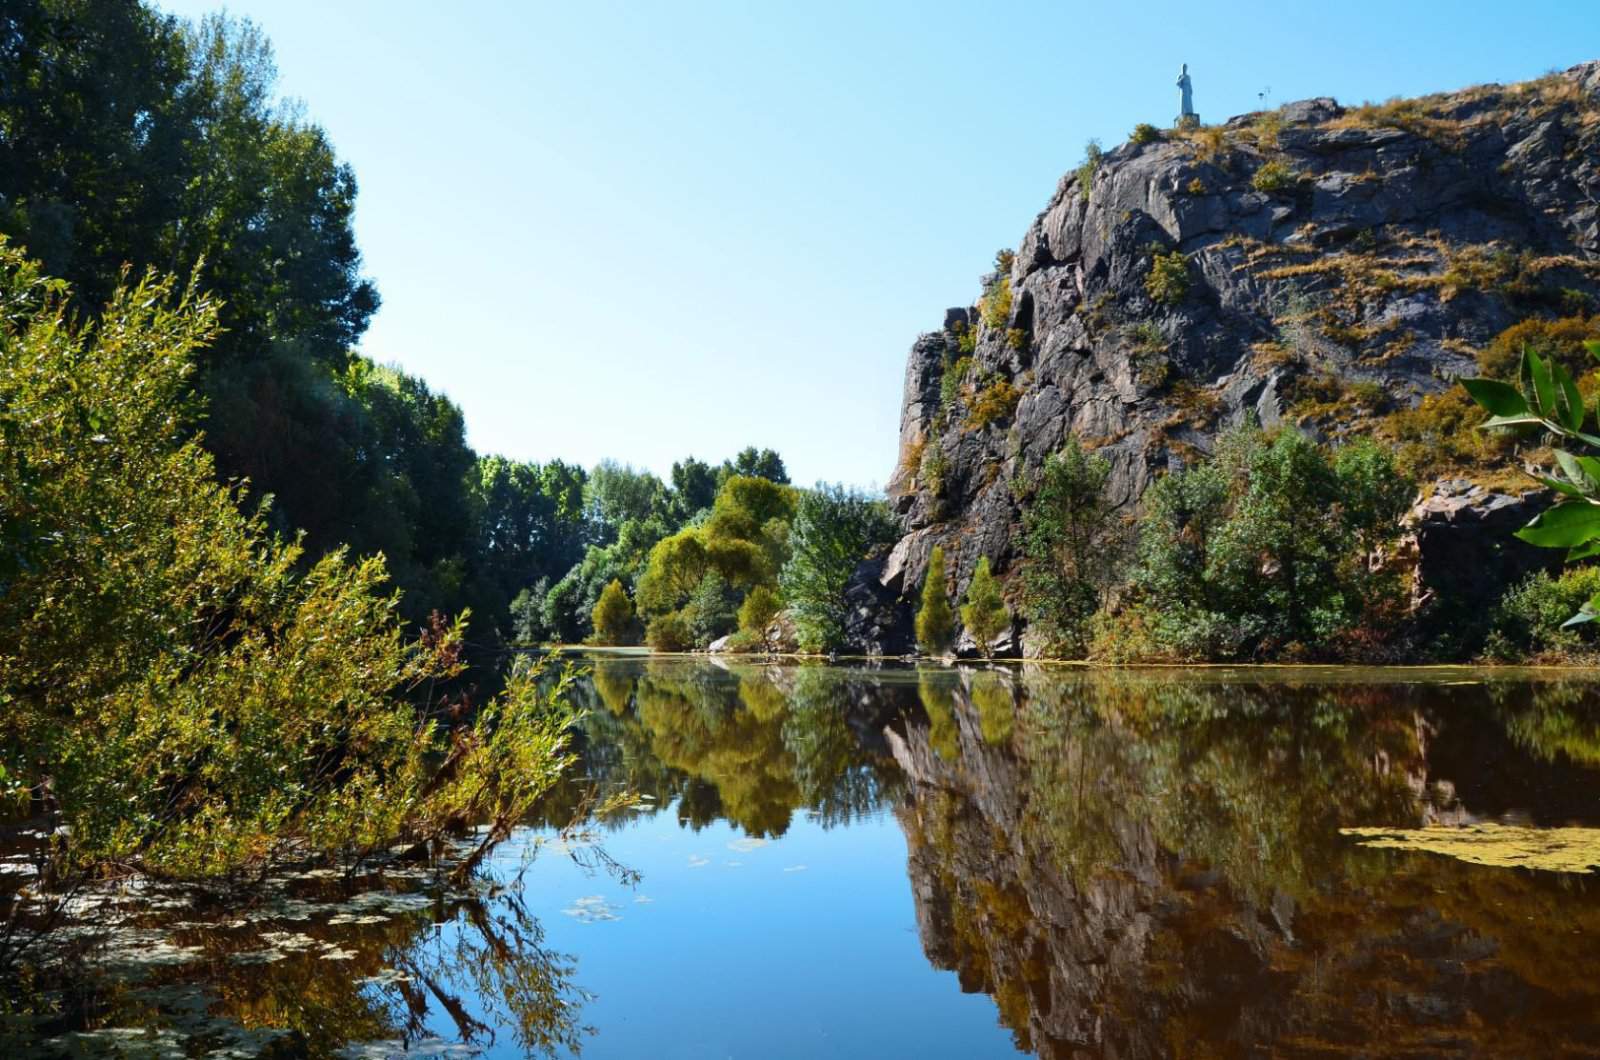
1514 501 1600 549
1537 475 1585 498
1459 377 1527 418
1555 360 1586 432
1481 413 1543 429
1586 339 1600 366
1568 539 1600 562
1524 349 1557 420
1554 450 1597 491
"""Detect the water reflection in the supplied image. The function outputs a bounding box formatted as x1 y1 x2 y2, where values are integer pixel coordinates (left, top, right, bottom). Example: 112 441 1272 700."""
12 659 1600 1056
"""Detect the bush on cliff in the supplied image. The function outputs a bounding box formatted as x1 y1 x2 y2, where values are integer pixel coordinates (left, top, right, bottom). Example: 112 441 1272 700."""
1105 424 1413 660
916 547 956 656
1021 438 1124 657
961 558 1011 658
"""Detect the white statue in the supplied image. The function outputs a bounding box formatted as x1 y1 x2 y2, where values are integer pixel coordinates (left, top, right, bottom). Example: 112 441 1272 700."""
1176 63 1197 127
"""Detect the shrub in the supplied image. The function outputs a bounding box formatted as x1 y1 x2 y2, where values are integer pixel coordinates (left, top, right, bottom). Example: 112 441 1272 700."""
779 484 898 652
1125 424 1413 660
956 323 978 354
1006 327 1028 350
1131 122 1161 145
961 557 1011 657
1146 251 1190 305
981 276 1014 329
590 578 636 644
645 611 694 652
1478 315 1600 379
1252 160 1298 194
1486 567 1600 661
920 443 950 496
686 571 740 646
1021 439 1122 656
941 355 973 408
916 546 956 656
1076 139 1103 200
966 379 1021 430
0 245 576 886
738 584 782 635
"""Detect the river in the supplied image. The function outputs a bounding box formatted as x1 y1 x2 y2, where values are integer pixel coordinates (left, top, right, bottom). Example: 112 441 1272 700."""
16 654 1600 1057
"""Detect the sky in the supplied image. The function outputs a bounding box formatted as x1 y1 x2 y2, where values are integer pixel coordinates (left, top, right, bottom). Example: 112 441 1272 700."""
153 0 1600 488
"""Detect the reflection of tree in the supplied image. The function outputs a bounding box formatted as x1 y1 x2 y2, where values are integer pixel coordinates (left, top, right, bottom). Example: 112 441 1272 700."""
892 669 1600 1057
96 884 590 1057
391 892 588 1056
1493 678 1600 768
555 658 901 839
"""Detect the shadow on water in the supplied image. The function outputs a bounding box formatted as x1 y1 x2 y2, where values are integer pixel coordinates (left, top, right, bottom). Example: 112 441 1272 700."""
8 656 1600 1056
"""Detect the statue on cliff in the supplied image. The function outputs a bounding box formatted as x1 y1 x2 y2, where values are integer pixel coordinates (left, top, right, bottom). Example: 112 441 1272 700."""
1176 63 1199 129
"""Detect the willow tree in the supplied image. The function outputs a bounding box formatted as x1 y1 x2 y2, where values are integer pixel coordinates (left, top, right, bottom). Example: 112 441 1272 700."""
0 245 575 909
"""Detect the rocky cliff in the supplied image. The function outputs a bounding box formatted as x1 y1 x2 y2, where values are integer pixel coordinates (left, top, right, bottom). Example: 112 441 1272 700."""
857 62 1600 655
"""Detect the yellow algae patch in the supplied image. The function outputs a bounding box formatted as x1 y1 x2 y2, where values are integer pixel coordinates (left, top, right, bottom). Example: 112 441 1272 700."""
1341 824 1600 874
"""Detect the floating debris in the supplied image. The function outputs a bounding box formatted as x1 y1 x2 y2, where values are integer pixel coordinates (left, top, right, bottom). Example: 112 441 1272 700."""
726 836 767 853
1341 823 1600 873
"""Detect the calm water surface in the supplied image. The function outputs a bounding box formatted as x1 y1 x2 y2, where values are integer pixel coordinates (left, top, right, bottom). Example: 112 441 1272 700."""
20 656 1600 1057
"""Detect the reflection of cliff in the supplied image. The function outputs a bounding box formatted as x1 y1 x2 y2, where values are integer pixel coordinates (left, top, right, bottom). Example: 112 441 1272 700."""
891 673 1600 1057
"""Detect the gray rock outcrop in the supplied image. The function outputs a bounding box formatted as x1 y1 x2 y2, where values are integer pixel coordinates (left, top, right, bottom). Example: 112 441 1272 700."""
854 63 1600 655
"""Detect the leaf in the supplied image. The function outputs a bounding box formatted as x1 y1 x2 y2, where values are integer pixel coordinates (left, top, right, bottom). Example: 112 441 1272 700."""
1556 361 1586 432
1514 501 1600 549
1459 377 1527 418
1524 349 1557 420
1537 475 1585 498
1554 450 1597 492
1481 413 1543 429
1568 539 1600 562
1586 339 1600 366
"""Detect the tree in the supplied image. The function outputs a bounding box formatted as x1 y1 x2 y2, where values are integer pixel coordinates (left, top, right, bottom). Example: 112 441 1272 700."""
779 484 898 652
719 446 789 486
686 572 740 647
1125 422 1413 659
738 585 782 639
916 547 956 656
1021 439 1122 656
590 579 637 645
961 557 1011 657
0 247 574 901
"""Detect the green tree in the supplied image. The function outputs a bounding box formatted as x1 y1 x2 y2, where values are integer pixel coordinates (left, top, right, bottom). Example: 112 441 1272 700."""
961 557 1011 657
916 546 956 656
738 585 782 637
685 571 740 646
1125 423 1412 659
719 446 789 486
0 248 574 899
1021 439 1121 656
590 579 637 645
779 484 898 652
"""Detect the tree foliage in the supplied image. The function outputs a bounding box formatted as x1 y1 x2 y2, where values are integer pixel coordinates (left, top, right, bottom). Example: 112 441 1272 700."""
1021 439 1122 656
915 547 956 656
779 484 897 652
590 579 637 645
1122 423 1413 659
961 557 1010 657
0 247 575 890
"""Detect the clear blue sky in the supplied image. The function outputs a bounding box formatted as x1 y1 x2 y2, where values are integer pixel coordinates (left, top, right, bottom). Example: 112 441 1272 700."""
155 0 1598 488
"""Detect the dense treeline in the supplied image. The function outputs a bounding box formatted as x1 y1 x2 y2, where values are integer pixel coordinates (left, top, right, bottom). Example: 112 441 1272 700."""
0 1 830 649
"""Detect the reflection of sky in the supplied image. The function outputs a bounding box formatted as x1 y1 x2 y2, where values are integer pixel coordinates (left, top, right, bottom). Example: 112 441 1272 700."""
482 804 1021 1059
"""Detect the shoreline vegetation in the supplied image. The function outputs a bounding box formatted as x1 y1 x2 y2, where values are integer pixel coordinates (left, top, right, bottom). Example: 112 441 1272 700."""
6 1 1600 1045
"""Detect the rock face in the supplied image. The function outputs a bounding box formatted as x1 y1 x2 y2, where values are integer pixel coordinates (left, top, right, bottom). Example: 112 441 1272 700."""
854 62 1600 655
